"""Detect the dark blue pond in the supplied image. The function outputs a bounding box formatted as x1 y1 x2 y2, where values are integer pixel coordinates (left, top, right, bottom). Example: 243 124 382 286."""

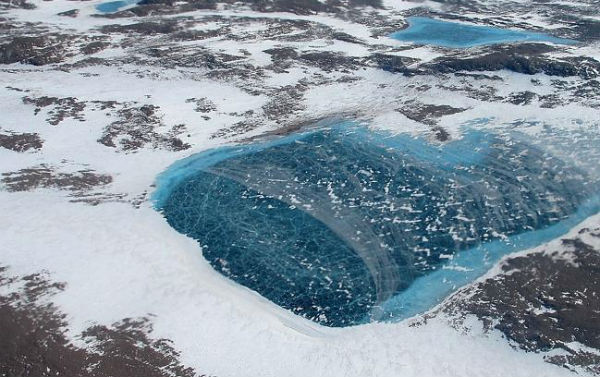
154 124 599 327
96 0 138 13
390 17 576 48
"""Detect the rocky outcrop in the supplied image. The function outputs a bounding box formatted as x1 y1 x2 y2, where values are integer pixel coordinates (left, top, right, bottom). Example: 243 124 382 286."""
1 165 113 192
100 21 181 35
98 105 190 152
369 53 415 74
0 35 75 65
443 228 600 375
396 101 466 125
0 131 43 152
0 267 201 377
423 44 600 79
22 96 87 125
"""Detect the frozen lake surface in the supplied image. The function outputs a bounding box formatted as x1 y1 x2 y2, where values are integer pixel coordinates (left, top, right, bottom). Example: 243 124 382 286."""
96 0 138 13
154 124 599 327
390 17 576 48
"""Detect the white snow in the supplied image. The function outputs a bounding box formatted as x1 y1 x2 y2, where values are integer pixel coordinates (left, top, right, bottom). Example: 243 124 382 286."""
0 190 590 377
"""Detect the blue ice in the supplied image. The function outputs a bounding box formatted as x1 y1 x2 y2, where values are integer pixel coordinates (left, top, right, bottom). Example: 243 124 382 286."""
153 123 598 327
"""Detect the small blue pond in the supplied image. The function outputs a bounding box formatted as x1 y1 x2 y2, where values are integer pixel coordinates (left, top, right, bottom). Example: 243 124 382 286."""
96 0 138 13
390 17 576 48
154 123 599 327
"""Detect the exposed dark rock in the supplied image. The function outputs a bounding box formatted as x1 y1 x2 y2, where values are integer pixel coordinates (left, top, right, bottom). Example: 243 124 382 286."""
574 80 600 101
348 0 382 7
260 18 336 42
264 47 298 71
539 94 563 108
210 120 250 139
436 82 504 102
59 57 113 70
211 82 307 138
0 35 75 65
127 44 246 72
546 352 600 375
139 0 214 6
370 53 416 74
101 21 181 35
444 230 600 374
170 28 228 42
185 97 216 113
425 49 600 79
120 0 218 16
22 96 87 126
506 91 537 105
0 18 16 31
0 266 203 377
1 165 113 192
431 126 450 142
244 0 336 15
0 131 43 152
455 72 504 81
98 105 190 152
81 41 110 55
298 51 363 72
575 19 600 41
499 43 558 55
396 102 467 125
261 84 306 121
68 191 129 206
5 86 26 92
532 79 600 108
332 31 364 44
69 190 145 208
264 47 299 61
206 66 265 81
58 9 79 17
558 16 600 42
0 0 35 9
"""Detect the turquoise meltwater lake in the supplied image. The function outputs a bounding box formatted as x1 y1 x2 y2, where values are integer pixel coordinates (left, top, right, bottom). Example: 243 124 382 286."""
153 123 599 327
390 17 576 48
96 0 138 13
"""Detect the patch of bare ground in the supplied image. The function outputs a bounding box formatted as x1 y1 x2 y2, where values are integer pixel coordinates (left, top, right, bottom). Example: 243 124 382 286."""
441 227 600 375
1 165 112 192
22 95 87 126
0 130 43 152
396 101 467 126
0 266 207 377
98 105 191 152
